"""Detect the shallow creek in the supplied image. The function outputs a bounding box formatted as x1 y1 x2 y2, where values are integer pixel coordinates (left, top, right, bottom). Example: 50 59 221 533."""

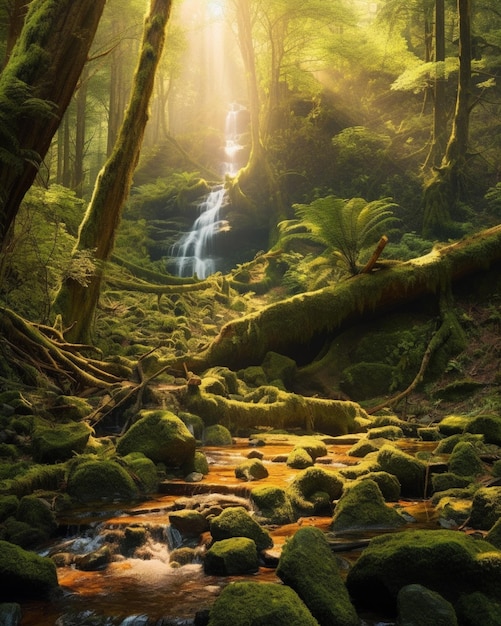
21 436 438 626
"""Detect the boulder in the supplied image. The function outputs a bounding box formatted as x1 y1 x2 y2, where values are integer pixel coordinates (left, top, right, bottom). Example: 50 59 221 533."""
182 450 209 476
234 458 268 481
203 424 233 446
286 447 313 469
358 471 401 502
377 444 426 497
67 458 139 503
207 581 320 626
15 495 57 541
74 544 112 571
32 420 92 463
468 486 501 530
250 485 294 525
169 509 209 538
346 529 501 614
331 479 406 533
261 351 297 387
121 453 159 494
431 472 471 493
456 592 501 625
209 506 272 552
367 425 404 441
0 540 58 601
448 441 484 477
276 526 358 626
287 466 344 517
203 537 259 575
397 584 458 625
466 414 501 446
116 409 196 467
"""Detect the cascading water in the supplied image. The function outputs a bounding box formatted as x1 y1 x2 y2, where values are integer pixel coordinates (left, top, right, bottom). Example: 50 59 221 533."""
170 104 246 279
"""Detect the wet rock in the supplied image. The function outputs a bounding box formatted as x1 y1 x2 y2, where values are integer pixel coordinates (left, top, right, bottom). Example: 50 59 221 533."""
169 509 209 537
67 458 139 503
377 444 427 498
184 471 204 482
204 537 259 575
74 544 112 571
203 424 233 446
286 447 313 469
397 584 458 625
234 458 268 481
250 485 294 525
0 602 21 626
276 526 358 626
207 581 320 626
331 479 406 532
246 449 263 459
169 546 199 566
287 466 344 517
209 506 273 551
0 539 58 601
469 486 501 530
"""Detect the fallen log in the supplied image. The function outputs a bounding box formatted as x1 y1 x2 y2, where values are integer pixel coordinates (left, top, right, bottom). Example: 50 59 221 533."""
188 224 501 372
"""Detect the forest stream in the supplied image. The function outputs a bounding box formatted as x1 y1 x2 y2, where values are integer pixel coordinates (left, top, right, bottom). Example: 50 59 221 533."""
20 436 438 626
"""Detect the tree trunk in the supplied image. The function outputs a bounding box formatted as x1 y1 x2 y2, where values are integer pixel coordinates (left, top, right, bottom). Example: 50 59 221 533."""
186 224 501 372
0 0 106 251
74 66 89 198
2 0 27 67
423 0 472 237
54 0 173 344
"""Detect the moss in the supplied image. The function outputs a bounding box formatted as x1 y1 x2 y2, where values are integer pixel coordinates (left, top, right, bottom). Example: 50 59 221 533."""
241 365 268 387
448 442 484 477
169 546 198 566
16 495 56 539
250 485 294 525
67 458 139 503
204 537 259 575
203 424 233 446
432 472 472 493
169 509 209 538
347 438 381 457
367 425 404 441
340 362 395 401
182 450 209 476
116 409 196 467
370 414 419 438
178 411 205 440
358 471 401 502
235 458 269 481
293 436 328 460
261 351 297 387
7 463 66 497
339 453 381 479
287 466 344 516
438 415 473 437
346 529 501 614
276 526 358 626
207 581 320 626
32 420 92 463
468 486 501 530
465 414 501 446
209 506 273 552
397 584 458 626
0 539 58 601
121 453 159 494
434 495 472 527
0 496 19 522
434 433 483 454
456 592 501 626
331 479 406 532
377 444 426 498
287 447 314 469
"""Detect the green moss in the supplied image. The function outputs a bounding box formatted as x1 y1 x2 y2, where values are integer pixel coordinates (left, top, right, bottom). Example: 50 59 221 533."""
0 496 19 522
209 506 273 552
207 581 320 626
358 471 401 502
432 472 472 493
182 450 209 476
341 362 395 401
287 466 344 516
235 458 269 481
67 458 139 503
469 486 501 530
438 415 473 437
466 414 501 446
377 444 427 498
203 424 233 446
204 537 259 575
397 584 458 626
456 592 501 626
7 464 66 497
434 433 483 454
367 425 404 441
250 485 294 525
0 539 58 601
16 495 56 539
121 453 159 494
32 420 92 463
287 447 314 469
347 438 381 458
448 442 484 477
277 526 358 626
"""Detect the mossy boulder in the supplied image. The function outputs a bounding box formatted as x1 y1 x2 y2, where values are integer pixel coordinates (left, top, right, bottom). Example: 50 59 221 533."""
209 506 272 552
434 494 472 528
121 453 159 494
241 365 267 387
465 414 501 446
207 581 320 626
370 415 419 438
261 351 297 387
250 485 294 525
367 425 404 441
169 509 209 538
377 444 426 498
347 438 381 458
434 433 484 454
32 420 92 463
0 496 19 522
456 592 501 626
397 584 458 626
235 458 268 481
0 540 58 601
204 537 259 575
431 472 471 494
286 447 313 469
287 466 344 517
438 415 473 437
346 529 501 614
468 486 501 530
448 442 484 477
203 424 233 446
293 436 328 460
16 495 57 540
358 471 401 502
340 362 395 400
67 458 139 503
331 479 406 532
276 526 358 626
116 409 196 467
182 450 209 476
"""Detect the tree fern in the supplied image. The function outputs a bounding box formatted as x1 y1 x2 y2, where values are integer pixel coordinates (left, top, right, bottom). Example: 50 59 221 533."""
293 195 398 275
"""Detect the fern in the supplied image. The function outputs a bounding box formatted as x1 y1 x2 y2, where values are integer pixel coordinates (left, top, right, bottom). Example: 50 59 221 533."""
293 195 398 275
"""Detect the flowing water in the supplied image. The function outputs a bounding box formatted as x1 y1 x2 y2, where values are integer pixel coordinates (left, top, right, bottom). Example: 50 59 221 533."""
19 436 438 626
170 104 247 279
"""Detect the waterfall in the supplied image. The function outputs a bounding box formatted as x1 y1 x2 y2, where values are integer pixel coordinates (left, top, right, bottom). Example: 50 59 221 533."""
170 104 246 279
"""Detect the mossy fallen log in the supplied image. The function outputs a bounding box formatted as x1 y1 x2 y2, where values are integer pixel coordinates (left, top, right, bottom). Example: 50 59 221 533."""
190 224 501 371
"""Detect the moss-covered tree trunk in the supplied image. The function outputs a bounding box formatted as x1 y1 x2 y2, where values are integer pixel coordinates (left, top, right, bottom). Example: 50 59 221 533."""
0 0 106 251
423 0 472 238
54 0 173 343
186 224 501 372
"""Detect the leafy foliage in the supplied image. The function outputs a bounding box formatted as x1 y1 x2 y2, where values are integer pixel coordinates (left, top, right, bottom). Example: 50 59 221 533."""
290 195 398 275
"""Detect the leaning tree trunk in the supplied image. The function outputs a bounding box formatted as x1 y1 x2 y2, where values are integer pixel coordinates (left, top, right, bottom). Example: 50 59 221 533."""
0 0 106 251
423 0 472 238
184 224 501 372
54 0 173 344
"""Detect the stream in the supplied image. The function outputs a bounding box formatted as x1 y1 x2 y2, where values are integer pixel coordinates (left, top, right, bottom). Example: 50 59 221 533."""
20 436 438 626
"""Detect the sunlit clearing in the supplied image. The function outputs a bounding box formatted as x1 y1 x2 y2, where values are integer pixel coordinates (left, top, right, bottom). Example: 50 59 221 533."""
208 0 225 19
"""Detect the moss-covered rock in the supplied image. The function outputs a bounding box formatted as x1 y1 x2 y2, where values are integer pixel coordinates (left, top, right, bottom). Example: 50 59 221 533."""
358 471 401 502
331 479 406 532
465 414 501 446
16 495 57 540
287 466 344 517
178 411 205 440
1 518 47 549
235 458 268 481
121 453 159 494
431 472 472 494
204 537 259 575
209 506 272 552
347 438 381 458
286 447 313 469
0 539 58 601
116 409 196 467
468 486 501 530
340 362 395 400
67 458 139 503
434 494 472 528
370 415 419 438
0 496 18 522
182 450 209 476
207 581 320 626
367 425 404 441
438 415 473 437
261 351 297 388
433 433 483 454
32 420 92 463
377 444 426 498
448 442 484 477
455 592 501 626
250 485 294 525
293 436 328 460
203 424 233 446
241 365 267 387
397 584 458 626
346 529 501 614
276 526 358 626
169 509 209 538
